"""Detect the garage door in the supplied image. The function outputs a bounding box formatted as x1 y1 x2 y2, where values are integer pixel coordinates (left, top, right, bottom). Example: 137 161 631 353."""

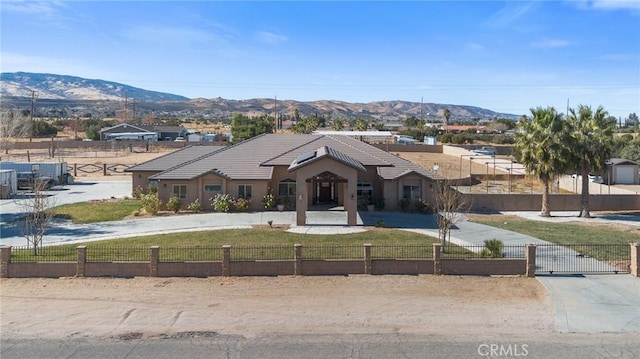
616 166 636 184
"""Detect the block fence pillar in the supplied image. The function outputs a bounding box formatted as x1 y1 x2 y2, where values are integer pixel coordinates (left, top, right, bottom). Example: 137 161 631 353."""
76 246 87 277
364 244 372 275
294 244 302 276
526 244 536 278
222 245 231 277
433 243 442 275
150 246 160 277
631 243 640 278
0 246 11 278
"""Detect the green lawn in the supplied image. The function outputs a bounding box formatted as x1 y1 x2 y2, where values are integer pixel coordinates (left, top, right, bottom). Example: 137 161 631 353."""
11 228 442 262
470 215 638 262
52 200 141 223
470 215 639 245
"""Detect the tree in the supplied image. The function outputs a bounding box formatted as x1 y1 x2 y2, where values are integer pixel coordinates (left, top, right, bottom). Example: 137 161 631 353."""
443 109 451 129
405 116 424 128
627 112 639 129
355 118 368 131
231 113 275 142
567 105 615 218
433 178 470 248
331 119 344 131
20 181 56 255
513 107 571 217
0 110 29 154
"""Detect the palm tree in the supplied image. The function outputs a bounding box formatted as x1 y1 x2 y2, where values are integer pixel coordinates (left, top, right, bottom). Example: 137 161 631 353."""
331 119 344 131
567 105 615 218
355 118 368 131
514 107 571 217
443 109 451 131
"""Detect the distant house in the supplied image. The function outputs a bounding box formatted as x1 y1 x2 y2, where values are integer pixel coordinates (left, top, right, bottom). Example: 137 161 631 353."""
99 123 187 141
126 134 441 226
606 158 639 185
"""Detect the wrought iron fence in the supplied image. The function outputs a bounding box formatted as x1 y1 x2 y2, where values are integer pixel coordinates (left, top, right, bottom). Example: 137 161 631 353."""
302 245 364 260
536 243 631 274
441 244 527 259
230 245 294 261
371 244 433 259
10 245 76 263
86 246 150 262
159 247 222 262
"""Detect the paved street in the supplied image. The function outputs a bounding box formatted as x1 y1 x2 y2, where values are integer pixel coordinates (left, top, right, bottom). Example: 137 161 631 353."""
2 333 639 359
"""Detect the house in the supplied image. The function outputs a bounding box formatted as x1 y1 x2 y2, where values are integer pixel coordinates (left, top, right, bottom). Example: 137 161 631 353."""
99 123 187 141
126 134 441 226
606 158 640 184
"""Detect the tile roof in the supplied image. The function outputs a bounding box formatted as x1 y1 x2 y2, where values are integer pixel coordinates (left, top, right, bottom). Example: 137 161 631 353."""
287 145 367 172
147 134 440 181
125 145 225 172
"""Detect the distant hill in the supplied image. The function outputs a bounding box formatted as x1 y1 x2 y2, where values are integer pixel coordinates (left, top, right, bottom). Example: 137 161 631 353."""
0 72 188 102
0 72 518 120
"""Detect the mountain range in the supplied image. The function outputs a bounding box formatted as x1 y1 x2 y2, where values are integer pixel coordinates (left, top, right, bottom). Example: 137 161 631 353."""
0 72 518 120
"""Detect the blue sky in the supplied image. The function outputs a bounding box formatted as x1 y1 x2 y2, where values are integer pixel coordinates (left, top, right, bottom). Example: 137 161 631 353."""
1 1 639 118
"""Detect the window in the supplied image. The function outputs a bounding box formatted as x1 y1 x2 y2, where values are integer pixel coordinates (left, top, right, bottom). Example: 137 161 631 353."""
402 185 421 201
172 184 187 199
357 181 372 201
148 180 158 189
238 184 252 199
204 184 222 192
278 178 296 197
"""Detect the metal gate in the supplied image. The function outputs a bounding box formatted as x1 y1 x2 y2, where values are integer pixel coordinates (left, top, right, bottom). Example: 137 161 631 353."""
536 244 631 275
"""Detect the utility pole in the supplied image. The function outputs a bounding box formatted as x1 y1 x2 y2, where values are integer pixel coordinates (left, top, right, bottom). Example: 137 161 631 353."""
274 95 278 132
132 98 136 123
124 91 128 122
29 90 37 142
420 96 423 123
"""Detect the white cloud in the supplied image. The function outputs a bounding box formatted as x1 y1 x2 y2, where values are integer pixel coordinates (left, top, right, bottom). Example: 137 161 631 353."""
0 52 121 80
589 0 640 10
1 1 69 27
466 43 486 51
531 39 572 48
483 2 539 28
255 31 288 45
123 25 222 44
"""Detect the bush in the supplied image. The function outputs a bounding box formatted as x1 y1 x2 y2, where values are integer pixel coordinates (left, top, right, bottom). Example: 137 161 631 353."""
132 186 145 199
166 196 181 213
187 198 201 213
211 193 233 213
262 193 276 209
233 197 251 212
399 198 411 212
141 192 161 215
483 239 504 258
414 199 431 214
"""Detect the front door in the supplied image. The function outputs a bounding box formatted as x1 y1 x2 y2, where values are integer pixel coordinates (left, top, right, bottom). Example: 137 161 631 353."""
318 182 332 203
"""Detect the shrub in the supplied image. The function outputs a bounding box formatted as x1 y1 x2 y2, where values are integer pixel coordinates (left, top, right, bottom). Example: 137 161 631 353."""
233 197 251 212
262 193 276 209
132 185 145 199
414 199 431 214
187 198 202 213
166 196 181 213
484 239 504 258
211 193 233 213
141 192 161 215
399 198 411 212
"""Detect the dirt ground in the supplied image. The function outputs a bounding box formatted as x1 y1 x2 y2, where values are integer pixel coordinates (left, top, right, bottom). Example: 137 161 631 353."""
0 276 552 340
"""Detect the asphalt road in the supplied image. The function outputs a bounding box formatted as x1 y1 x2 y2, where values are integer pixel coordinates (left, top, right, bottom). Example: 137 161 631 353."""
2 333 640 359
